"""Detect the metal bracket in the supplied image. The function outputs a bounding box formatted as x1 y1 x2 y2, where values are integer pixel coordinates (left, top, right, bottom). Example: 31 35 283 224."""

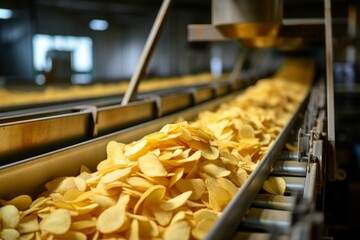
298 128 326 172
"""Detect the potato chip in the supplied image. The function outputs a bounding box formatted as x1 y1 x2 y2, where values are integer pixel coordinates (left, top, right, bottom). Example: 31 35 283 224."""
285 142 297 152
138 153 167 177
200 161 231 178
63 189 93 203
2 195 32 211
59 231 87 240
46 177 77 195
124 139 148 159
160 191 192 211
18 232 35 240
217 178 238 197
39 209 71 235
96 204 126 234
205 177 232 211
163 220 190 240
74 177 87 191
138 219 159 238
175 179 205 201
134 185 166 214
192 218 216 240
168 168 184 187
198 145 220 161
169 211 186 226
263 177 286 195
18 215 39 233
151 205 173 226
238 124 255 138
127 176 154 190
181 124 193 141
101 168 132 184
0 229 20 240
90 194 117 208
106 141 128 165
127 219 139 240
0 205 20 229
71 219 96 230
80 165 91 173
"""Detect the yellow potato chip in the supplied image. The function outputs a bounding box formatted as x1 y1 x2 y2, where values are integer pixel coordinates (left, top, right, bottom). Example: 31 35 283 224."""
0 229 20 240
63 189 93 203
2 195 32 211
18 215 39 233
192 218 216 240
168 168 184 187
217 178 238 197
45 177 77 195
193 209 218 222
71 219 96 230
80 165 91 173
199 145 220 161
181 124 193 141
169 211 186 226
200 161 231 178
285 142 297 152
205 177 232 211
74 177 87 191
0 205 20 229
263 177 286 195
96 204 126 234
106 141 128 165
128 219 139 240
151 205 173 226
163 220 190 240
134 185 166 214
175 179 205 201
124 139 148 159
138 154 167 177
160 191 192 211
59 231 87 240
238 124 255 138
138 219 159 238
127 176 154 190
90 194 116 208
39 209 71 235
101 168 132 184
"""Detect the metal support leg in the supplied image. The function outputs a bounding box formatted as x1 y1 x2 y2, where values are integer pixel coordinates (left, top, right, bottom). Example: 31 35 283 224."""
121 0 174 105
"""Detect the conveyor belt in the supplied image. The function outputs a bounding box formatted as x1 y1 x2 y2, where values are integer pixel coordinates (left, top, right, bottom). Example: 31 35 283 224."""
206 81 325 240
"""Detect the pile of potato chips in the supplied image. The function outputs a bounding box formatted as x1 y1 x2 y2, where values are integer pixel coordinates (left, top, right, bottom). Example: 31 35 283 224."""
0 59 313 240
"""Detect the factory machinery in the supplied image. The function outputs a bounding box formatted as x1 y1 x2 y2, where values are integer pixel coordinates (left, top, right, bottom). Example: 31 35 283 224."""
0 0 337 239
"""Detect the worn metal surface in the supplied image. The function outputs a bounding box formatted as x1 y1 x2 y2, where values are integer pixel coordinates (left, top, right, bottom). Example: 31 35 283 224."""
0 108 93 165
97 99 157 136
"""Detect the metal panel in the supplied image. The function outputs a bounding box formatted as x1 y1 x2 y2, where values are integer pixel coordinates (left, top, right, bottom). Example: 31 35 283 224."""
213 82 232 97
0 109 93 165
193 86 215 104
97 99 157 136
159 92 194 116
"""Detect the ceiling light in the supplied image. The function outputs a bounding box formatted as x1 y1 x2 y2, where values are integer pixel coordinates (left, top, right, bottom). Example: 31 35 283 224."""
0 8 13 19
89 19 108 31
